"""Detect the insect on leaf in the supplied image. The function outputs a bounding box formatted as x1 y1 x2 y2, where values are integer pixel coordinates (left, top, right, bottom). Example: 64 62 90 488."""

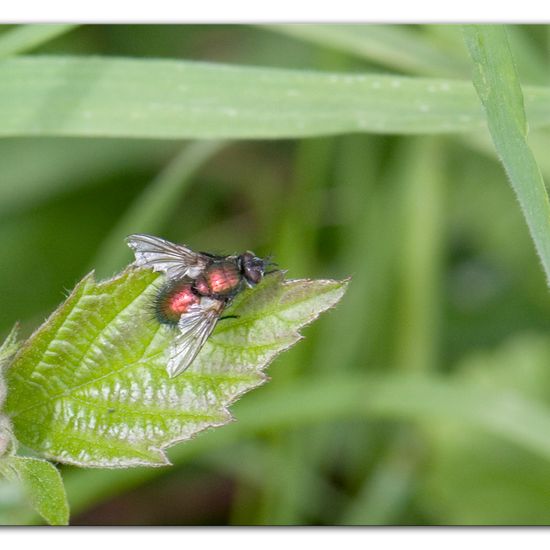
4 268 348 467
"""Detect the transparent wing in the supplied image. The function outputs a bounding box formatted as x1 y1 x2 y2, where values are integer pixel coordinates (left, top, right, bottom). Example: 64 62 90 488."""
166 298 225 377
126 233 208 279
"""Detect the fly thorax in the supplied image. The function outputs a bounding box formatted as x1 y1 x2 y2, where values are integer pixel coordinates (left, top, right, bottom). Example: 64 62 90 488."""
203 263 241 295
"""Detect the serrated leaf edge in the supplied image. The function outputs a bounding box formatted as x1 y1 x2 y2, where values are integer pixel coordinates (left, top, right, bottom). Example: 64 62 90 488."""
6 268 349 468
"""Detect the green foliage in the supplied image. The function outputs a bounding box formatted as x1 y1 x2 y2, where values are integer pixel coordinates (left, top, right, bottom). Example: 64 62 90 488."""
0 324 20 456
1 325 69 525
267 24 470 76
0 457 69 526
4 268 347 467
420 334 550 525
93 141 226 277
1 22 550 526
1 55 550 139
464 25 550 284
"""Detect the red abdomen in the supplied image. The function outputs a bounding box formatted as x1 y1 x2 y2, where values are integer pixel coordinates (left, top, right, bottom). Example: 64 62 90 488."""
155 280 200 325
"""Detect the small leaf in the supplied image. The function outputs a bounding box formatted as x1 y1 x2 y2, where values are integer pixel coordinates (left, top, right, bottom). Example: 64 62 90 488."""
0 456 69 525
0 324 20 372
5 268 348 467
1 324 20 457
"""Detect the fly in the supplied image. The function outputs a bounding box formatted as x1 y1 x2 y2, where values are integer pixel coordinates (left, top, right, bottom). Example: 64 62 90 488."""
126 233 272 377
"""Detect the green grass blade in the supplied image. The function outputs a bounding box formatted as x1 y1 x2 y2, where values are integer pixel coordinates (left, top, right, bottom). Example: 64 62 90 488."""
338 137 445 524
239 373 550 461
256 137 336 525
0 25 77 57
2 55 550 139
313 135 382 370
394 137 444 372
463 25 550 285
267 24 470 77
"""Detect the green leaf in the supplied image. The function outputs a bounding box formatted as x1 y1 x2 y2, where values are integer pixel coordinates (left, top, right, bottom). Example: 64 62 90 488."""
0 456 69 525
0 324 20 372
1 55 550 139
4 268 348 467
463 25 550 285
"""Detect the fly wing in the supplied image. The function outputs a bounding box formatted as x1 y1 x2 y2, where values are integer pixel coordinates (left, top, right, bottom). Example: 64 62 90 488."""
126 233 209 279
166 298 225 377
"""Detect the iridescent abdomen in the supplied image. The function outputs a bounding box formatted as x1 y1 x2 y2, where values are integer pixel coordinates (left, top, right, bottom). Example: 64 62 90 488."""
194 261 242 297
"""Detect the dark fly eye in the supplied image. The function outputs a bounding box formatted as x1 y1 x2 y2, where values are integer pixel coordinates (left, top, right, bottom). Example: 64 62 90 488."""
240 252 265 285
244 265 262 285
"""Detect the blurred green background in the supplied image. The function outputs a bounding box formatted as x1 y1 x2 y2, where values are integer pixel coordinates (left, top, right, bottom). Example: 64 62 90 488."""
2 24 550 525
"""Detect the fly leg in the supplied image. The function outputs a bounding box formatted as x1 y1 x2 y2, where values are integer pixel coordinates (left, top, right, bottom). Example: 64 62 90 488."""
219 314 239 321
